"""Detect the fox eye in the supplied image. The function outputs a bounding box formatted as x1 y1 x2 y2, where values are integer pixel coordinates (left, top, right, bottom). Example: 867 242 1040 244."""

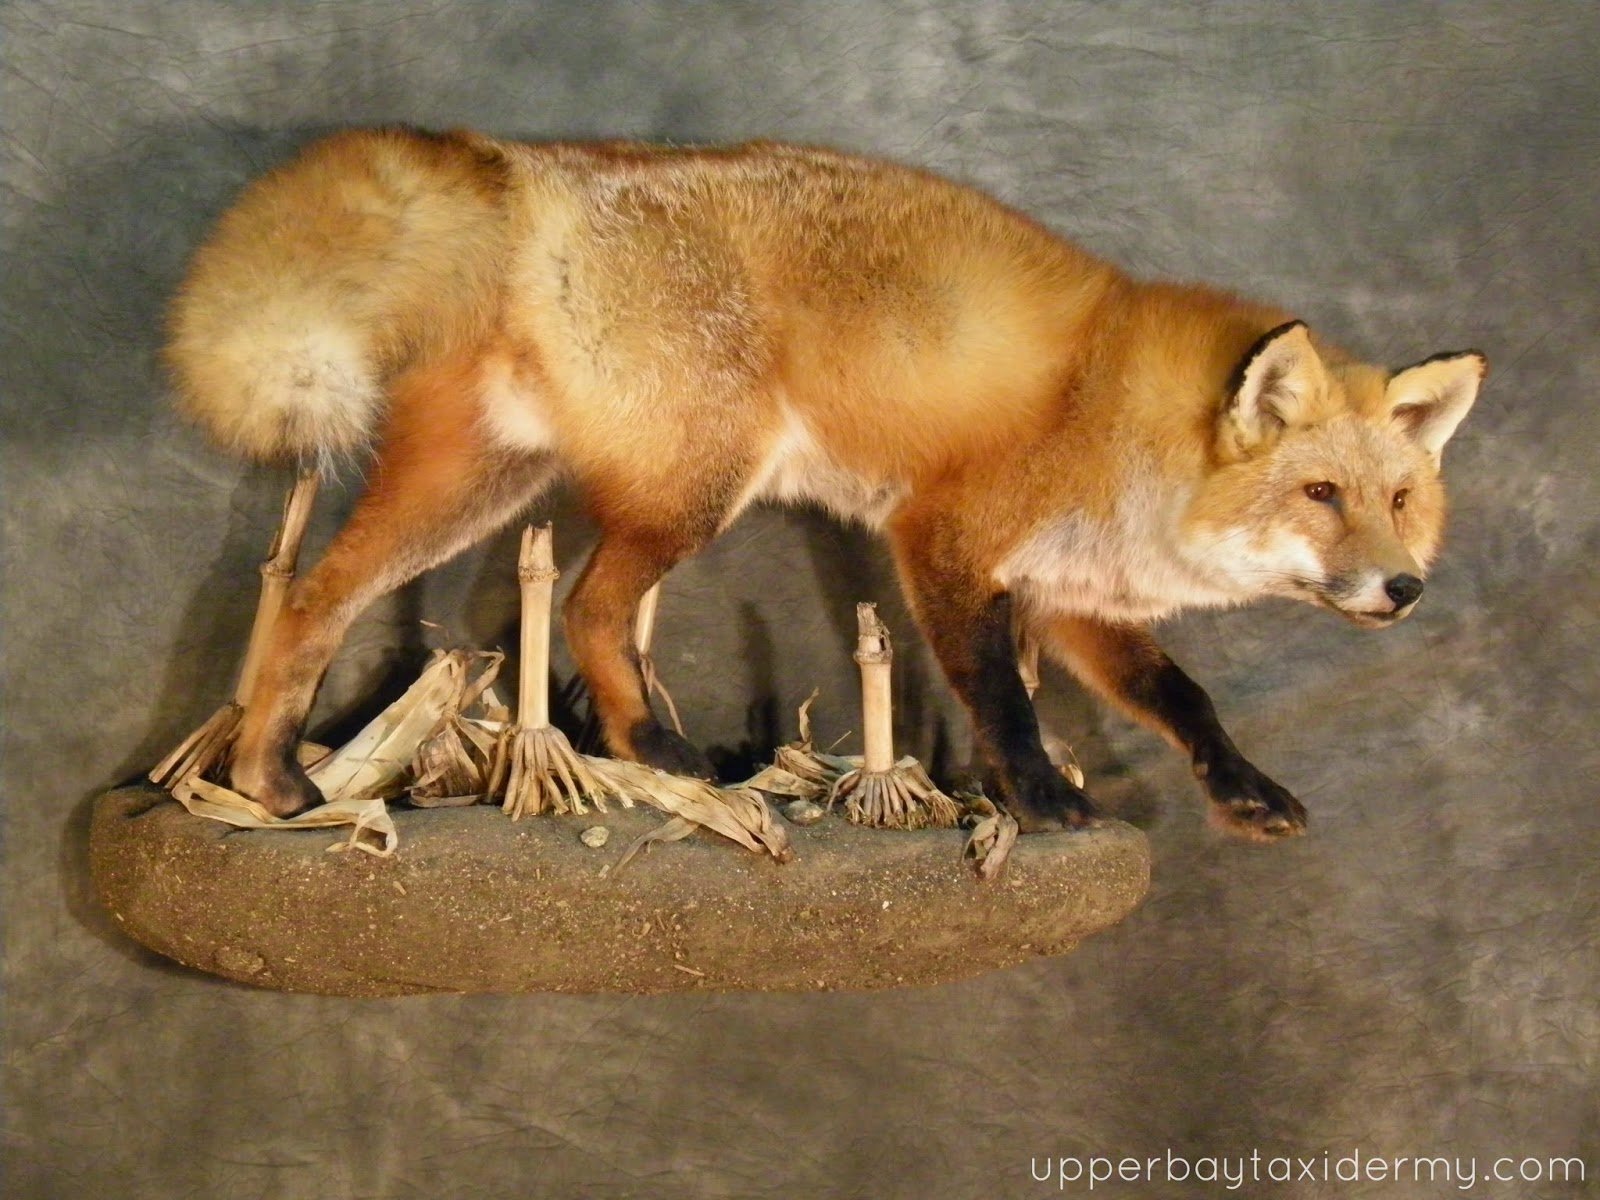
1304 481 1337 503
1393 488 1410 511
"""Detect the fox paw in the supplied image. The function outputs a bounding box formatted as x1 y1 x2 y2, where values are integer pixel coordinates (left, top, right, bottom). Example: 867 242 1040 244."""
627 719 715 780
229 758 325 819
1000 766 1099 833
1201 759 1307 841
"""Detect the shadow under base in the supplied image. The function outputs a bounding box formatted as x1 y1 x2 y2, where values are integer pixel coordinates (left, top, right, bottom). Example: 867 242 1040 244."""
91 785 1150 996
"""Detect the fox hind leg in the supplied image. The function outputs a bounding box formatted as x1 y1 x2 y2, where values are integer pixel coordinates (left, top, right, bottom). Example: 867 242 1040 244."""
561 530 716 777
561 419 777 779
229 359 556 816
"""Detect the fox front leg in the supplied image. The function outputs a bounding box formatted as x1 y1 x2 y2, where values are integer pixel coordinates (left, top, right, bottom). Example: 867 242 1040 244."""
1042 615 1307 840
889 547 1097 830
951 593 1099 831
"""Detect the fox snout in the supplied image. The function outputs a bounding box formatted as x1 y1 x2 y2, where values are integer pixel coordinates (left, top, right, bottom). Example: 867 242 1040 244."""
1327 567 1426 626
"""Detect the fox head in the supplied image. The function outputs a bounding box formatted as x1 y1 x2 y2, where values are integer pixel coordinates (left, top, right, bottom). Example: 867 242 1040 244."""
1185 321 1486 628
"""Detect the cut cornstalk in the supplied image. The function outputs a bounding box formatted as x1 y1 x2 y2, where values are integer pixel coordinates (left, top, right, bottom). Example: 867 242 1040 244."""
491 524 618 819
150 469 320 790
827 604 959 829
634 581 684 736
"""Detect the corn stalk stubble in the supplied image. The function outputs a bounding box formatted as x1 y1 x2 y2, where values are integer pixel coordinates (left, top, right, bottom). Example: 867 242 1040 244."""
149 470 319 790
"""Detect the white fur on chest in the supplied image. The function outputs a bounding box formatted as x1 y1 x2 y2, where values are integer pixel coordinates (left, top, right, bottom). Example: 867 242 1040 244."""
738 406 905 528
996 483 1249 622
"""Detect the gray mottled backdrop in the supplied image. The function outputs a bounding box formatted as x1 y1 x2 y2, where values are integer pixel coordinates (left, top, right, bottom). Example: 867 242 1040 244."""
4 2 1597 1197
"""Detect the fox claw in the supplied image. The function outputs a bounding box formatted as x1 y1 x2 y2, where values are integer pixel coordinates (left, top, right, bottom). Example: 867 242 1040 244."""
1002 766 1099 833
1204 760 1307 841
627 719 716 780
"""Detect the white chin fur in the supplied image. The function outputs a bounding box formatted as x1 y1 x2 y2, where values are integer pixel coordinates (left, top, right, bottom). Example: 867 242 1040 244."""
1181 527 1326 601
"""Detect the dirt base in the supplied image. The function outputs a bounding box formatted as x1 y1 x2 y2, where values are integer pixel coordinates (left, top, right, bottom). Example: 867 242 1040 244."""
91 786 1150 996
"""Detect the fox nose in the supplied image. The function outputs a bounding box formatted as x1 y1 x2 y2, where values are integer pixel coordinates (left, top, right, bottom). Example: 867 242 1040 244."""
1385 574 1424 608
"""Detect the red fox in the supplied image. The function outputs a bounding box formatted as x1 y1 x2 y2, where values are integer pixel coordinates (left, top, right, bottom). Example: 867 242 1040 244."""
166 126 1485 837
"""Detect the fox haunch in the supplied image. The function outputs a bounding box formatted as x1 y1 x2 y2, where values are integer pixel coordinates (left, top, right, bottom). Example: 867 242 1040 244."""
167 127 1485 834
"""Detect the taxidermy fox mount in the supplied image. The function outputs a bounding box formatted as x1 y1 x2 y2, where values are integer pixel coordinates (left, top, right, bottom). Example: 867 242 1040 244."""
166 127 1485 837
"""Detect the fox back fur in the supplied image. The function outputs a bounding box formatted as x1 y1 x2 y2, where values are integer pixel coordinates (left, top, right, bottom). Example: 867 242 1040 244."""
168 127 1485 834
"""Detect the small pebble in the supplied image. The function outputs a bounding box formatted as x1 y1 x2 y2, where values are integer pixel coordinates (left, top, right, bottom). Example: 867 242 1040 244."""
579 825 610 848
782 799 826 826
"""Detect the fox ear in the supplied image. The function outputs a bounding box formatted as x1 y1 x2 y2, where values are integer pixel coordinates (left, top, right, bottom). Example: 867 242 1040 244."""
1385 351 1487 465
1218 321 1327 458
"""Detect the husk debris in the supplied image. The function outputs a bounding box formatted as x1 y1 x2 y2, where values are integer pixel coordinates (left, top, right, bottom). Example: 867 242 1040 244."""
1014 621 1086 789
634 582 684 736
167 648 504 855
960 794 1021 882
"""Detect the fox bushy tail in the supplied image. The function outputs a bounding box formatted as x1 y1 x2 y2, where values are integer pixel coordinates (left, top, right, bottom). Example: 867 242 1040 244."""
164 127 509 467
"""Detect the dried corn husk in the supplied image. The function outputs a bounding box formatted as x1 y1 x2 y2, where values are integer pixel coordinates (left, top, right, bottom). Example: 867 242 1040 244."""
611 763 792 870
962 807 1021 882
741 763 829 800
408 652 507 807
745 690 853 799
410 715 503 807
165 647 502 854
150 470 319 790
309 649 499 803
172 775 397 857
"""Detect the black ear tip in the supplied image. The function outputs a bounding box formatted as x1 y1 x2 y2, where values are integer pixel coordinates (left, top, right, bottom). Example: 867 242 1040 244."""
1257 319 1308 346
1396 348 1489 376
1225 319 1310 398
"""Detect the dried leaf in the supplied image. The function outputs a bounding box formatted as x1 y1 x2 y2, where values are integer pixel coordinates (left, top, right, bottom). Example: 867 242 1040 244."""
795 688 820 746
615 815 698 871
310 650 493 802
963 811 1020 882
409 653 506 806
1042 730 1087 790
172 776 397 857
599 759 792 867
742 764 827 800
